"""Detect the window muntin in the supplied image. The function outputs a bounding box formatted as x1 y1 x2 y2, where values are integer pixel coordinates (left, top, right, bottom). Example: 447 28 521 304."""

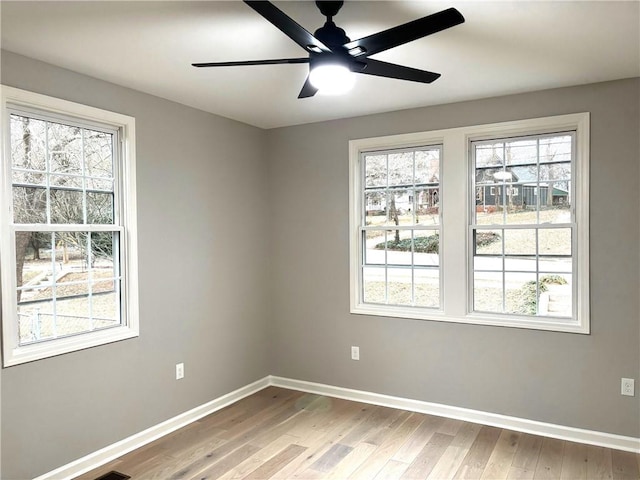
471 133 575 319
359 146 442 309
1 86 138 365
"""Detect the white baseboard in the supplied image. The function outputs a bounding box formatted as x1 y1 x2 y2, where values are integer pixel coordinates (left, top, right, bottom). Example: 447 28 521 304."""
33 376 271 480
36 374 640 479
269 375 640 454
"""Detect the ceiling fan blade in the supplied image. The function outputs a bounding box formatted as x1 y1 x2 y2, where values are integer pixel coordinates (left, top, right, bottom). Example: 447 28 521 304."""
298 77 318 98
244 1 332 54
192 58 309 68
357 59 441 84
344 7 464 57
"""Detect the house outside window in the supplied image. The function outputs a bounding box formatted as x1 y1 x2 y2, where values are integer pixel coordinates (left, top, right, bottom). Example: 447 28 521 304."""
1 86 139 366
350 113 589 333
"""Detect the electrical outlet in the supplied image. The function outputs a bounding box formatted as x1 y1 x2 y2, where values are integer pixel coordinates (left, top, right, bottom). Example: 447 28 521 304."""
621 378 634 396
351 346 360 361
176 363 185 380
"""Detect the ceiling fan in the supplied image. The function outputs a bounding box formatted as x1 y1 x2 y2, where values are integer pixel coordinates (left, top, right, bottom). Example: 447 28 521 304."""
192 1 465 98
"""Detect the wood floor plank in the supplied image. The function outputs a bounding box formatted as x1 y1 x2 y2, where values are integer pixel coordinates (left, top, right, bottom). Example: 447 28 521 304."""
480 429 522 480
453 425 502 479
400 432 454 479
217 434 302 480
243 443 308 480
587 445 614 479
449 422 483 449
325 442 378 480
438 418 465 437
533 437 565 479
311 443 354 473
348 413 426 480
560 441 588 480
392 415 443 464
373 459 411 480
195 443 261 480
427 421 487 480
612 449 640 480
507 433 544 479
74 388 640 480
341 405 401 447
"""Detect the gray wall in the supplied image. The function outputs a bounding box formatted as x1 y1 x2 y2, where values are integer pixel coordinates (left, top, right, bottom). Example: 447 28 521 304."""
1 51 271 479
1 49 639 479
267 78 640 438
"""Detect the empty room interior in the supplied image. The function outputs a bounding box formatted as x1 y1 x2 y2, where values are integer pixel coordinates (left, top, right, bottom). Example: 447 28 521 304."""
0 1 639 479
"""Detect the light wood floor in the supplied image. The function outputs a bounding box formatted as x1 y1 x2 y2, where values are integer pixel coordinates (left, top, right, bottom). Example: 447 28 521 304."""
77 387 640 480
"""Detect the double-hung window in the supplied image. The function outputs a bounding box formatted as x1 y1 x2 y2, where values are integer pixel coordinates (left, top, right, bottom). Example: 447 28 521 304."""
358 147 442 313
350 113 589 333
1 86 139 365
471 133 575 318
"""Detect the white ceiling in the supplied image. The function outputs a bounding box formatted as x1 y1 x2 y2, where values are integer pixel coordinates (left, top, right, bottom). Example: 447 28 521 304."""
2 1 639 129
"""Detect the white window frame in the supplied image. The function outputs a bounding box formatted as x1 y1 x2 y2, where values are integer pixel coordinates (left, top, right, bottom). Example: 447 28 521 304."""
349 112 589 334
1 86 139 366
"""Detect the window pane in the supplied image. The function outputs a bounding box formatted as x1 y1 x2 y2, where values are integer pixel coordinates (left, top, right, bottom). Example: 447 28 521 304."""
539 228 571 255
87 192 114 224
364 230 386 265
12 169 46 186
505 273 539 315
540 135 572 163
388 152 413 186
15 232 54 293
363 266 385 304
87 178 114 192
540 257 572 273
364 191 386 226
505 256 537 272
475 143 503 167
13 186 47 223
48 122 82 175
387 189 413 226
385 235 412 266
85 131 113 178
55 296 90 336
387 267 412 306
415 187 439 225
91 232 117 269
50 188 84 223
18 295 55 344
540 162 571 181
93 291 119 326
50 174 83 189
10 115 47 171
505 139 537 166
475 255 503 272
474 271 503 312
414 231 439 267
504 229 536 256
364 154 386 187
414 149 439 185
540 274 572 317
475 229 502 255
414 268 439 308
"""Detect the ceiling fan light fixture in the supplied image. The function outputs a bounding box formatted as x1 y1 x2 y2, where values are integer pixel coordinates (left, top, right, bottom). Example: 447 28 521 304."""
309 64 356 95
